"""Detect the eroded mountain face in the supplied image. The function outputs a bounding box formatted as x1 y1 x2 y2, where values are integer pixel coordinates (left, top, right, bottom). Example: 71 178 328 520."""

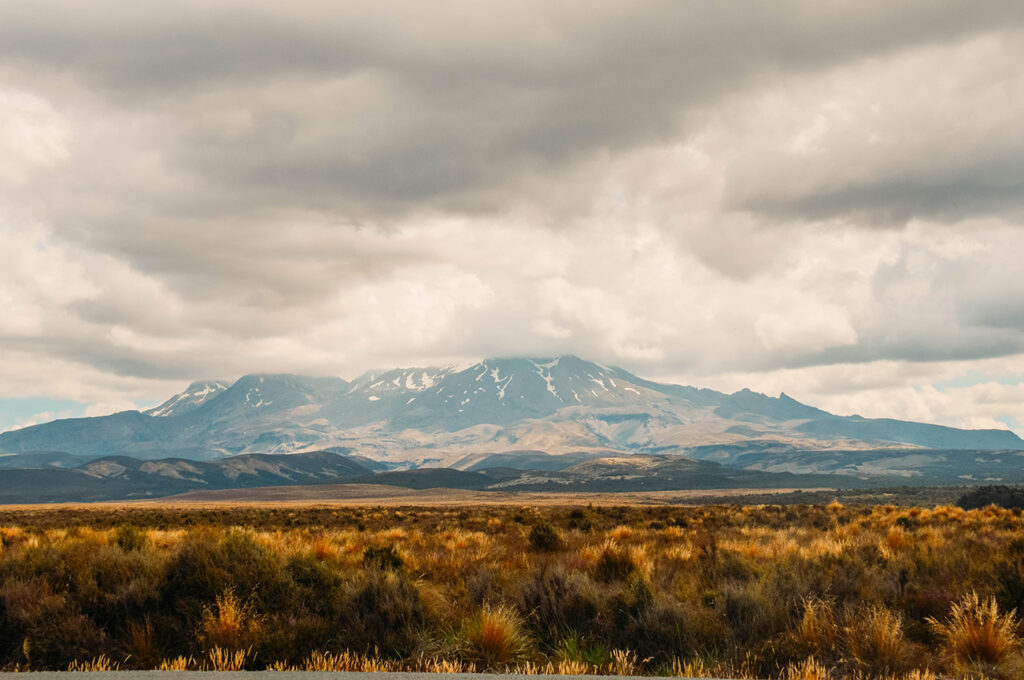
2 356 1022 468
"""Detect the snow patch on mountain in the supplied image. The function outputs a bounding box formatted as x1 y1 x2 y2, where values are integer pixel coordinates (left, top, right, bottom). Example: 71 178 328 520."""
146 380 229 417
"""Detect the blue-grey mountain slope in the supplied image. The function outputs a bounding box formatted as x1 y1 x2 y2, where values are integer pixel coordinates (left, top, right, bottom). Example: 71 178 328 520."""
0 450 372 503
1 356 1021 481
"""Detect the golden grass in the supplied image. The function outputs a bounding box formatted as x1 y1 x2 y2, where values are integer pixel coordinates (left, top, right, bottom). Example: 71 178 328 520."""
4 501 1024 678
459 604 531 669
928 591 1021 669
199 590 261 651
67 655 119 672
844 606 909 675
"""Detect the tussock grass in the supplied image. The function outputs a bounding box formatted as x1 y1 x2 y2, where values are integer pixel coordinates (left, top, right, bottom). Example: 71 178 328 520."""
457 604 531 669
928 591 1022 677
2 502 1024 678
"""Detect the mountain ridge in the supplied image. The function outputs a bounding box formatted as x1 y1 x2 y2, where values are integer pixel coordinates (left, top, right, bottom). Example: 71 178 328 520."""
1 356 1021 469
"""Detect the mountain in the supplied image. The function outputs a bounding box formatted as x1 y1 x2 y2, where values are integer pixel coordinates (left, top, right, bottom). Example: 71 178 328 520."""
0 450 372 503
0 450 94 469
144 380 229 417
1 355 1022 479
485 454 853 492
9 445 1024 503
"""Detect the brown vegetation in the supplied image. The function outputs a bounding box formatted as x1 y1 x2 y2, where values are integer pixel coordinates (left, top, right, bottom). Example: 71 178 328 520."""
1 502 1024 678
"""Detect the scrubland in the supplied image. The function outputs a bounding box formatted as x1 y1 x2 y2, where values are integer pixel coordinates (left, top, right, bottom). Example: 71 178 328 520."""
1 502 1024 679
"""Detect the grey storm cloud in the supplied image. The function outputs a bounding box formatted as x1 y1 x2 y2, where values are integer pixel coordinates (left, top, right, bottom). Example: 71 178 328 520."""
2 0 1024 432
4 0 1024 220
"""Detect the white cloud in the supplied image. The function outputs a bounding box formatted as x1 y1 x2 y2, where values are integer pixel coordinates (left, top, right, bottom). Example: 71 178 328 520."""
1 2 1023 437
0 88 68 183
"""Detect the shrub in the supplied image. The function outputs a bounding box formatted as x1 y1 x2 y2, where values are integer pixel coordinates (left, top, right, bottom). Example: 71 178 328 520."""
555 630 611 669
995 537 1024 612
527 522 564 552
23 608 105 669
363 545 404 571
593 541 636 583
125 617 161 669
568 509 592 532
113 525 148 551
286 552 345 616
158 530 292 654
343 569 427 657
517 566 599 638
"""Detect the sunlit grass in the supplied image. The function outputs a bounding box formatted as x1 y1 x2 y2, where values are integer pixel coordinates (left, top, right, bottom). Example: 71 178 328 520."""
1 502 1024 677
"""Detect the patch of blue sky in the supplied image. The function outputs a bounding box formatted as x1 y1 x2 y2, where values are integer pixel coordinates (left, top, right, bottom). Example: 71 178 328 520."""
994 415 1022 431
934 371 1024 390
0 398 85 433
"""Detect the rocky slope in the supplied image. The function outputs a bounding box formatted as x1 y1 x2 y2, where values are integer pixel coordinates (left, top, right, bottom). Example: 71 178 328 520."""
2 356 1021 472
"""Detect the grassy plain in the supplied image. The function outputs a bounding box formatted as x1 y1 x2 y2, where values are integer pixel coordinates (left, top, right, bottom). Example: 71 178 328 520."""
0 494 1021 679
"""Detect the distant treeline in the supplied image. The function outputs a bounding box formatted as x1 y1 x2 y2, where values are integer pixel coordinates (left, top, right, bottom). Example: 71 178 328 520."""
957 485 1024 510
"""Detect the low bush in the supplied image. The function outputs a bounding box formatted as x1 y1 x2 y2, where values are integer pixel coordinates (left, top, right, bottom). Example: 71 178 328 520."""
527 522 563 552
592 541 636 583
0 502 1022 678
363 545 404 571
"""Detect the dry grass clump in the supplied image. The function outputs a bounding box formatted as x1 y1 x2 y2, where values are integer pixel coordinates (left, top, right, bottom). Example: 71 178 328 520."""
592 540 637 583
5 501 1024 678
928 591 1022 676
781 656 831 680
457 604 531 669
289 649 400 671
198 590 262 651
67 654 119 671
157 655 195 671
843 606 911 675
205 646 251 671
797 598 839 654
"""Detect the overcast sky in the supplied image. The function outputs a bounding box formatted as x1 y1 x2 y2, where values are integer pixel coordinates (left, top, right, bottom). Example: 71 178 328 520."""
2 1 1024 434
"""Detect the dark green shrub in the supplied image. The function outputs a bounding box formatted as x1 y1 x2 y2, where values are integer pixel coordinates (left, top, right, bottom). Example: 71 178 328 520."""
1 580 104 669
287 553 345 616
602 578 697 663
114 525 148 551
567 509 592 531
342 570 427 657
593 543 636 583
363 545 404 571
528 522 564 552
517 566 600 639
159 530 293 652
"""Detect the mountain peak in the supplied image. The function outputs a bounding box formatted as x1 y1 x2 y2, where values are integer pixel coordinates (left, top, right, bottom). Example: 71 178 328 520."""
145 379 229 417
5 356 1023 468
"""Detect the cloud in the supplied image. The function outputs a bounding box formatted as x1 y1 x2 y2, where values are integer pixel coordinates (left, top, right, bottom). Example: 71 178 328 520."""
1 2 1023 435
722 33 1024 224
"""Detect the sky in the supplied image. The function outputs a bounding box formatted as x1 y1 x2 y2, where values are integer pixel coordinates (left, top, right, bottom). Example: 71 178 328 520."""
2 1 1024 434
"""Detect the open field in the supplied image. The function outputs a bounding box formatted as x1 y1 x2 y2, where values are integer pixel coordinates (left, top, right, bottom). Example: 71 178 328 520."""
2 499 1023 679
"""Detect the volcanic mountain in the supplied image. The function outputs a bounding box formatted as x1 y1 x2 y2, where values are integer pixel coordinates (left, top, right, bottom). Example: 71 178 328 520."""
2 356 1021 482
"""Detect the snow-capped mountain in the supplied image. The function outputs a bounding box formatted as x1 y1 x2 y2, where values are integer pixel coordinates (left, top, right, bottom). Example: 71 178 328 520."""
145 380 229 417
1 356 1022 472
